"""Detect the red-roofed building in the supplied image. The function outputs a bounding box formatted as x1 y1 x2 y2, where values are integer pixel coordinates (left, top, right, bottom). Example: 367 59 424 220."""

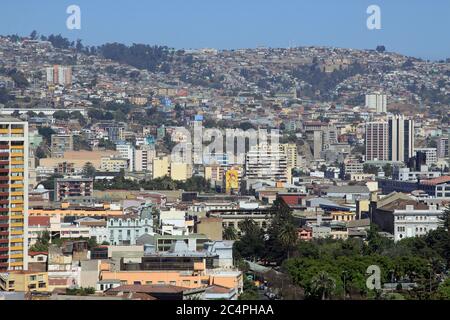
277 193 307 208
28 216 50 247
420 175 450 186
29 216 50 227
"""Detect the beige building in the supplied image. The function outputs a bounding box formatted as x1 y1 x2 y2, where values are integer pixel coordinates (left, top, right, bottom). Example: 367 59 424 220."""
196 217 223 241
280 143 299 168
39 150 120 172
100 156 129 172
134 145 156 172
50 134 73 158
0 271 49 292
170 163 192 182
152 156 170 179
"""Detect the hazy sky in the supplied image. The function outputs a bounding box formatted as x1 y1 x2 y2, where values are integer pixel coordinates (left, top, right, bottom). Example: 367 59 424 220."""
0 0 449 60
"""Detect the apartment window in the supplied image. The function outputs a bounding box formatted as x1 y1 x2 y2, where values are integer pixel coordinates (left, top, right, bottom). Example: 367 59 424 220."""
182 280 191 287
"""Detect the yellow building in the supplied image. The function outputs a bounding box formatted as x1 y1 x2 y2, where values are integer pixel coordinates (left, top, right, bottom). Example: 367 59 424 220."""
0 118 28 272
29 206 123 218
225 169 239 193
204 165 223 183
100 270 242 292
100 157 129 172
170 163 192 182
280 143 299 168
152 156 170 179
0 271 48 292
331 211 356 222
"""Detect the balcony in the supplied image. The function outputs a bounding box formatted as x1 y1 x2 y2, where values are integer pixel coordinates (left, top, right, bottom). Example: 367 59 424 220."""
0 254 8 260
0 232 9 236
0 224 8 229
0 239 8 244
0 169 9 174
0 185 8 189
0 200 9 205
9 262 23 268
11 223 23 228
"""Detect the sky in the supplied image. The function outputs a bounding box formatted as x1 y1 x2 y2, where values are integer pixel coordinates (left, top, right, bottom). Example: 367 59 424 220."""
0 0 449 60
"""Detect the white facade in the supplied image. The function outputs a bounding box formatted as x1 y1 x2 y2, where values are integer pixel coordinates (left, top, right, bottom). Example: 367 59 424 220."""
245 144 288 182
365 94 387 113
415 148 438 166
116 142 135 172
394 205 442 242
393 166 441 182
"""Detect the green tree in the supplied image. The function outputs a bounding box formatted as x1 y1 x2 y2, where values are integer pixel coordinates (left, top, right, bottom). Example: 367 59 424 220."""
310 271 336 300
234 219 265 261
383 163 393 178
278 222 298 259
439 206 450 232
435 278 450 300
223 226 238 241
82 162 97 178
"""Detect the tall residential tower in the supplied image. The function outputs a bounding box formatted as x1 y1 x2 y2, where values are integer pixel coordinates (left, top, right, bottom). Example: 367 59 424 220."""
0 118 29 271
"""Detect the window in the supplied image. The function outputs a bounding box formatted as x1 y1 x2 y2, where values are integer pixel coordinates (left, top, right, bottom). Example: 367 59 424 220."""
182 280 191 287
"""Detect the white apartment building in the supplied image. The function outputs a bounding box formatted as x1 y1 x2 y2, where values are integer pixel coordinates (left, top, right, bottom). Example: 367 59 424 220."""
134 145 156 172
46 65 72 86
415 148 438 166
116 142 135 172
245 144 288 182
394 205 442 241
365 93 387 113
392 166 441 182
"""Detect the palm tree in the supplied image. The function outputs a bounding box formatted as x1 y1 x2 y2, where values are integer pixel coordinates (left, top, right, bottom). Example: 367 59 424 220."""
223 226 238 240
278 222 297 259
310 271 336 300
239 219 257 236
